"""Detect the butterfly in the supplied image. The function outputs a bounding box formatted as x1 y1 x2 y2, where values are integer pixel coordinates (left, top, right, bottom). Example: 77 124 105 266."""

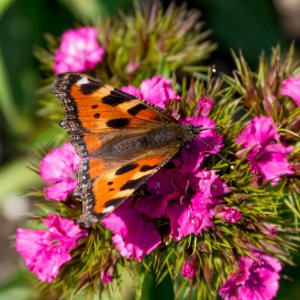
51 73 202 227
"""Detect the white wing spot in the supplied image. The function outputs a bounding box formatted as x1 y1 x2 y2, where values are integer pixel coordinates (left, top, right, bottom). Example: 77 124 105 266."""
102 206 115 214
77 77 90 85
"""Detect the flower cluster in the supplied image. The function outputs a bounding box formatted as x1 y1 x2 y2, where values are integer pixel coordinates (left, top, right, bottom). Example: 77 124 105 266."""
280 75 300 106
219 252 282 300
17 5 300 299
235 116 294 185
54 27 105 74
40 142 80 201
16 213 87 282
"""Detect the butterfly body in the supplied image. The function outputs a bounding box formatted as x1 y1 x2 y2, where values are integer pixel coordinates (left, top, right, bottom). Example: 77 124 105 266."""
51 73 201 227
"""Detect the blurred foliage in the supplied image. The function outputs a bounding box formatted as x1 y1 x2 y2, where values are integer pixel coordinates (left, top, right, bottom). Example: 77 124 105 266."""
1 0 300 299
190 0 290 69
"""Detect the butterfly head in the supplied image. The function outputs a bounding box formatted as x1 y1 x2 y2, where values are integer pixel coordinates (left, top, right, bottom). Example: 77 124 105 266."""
181 123 203 143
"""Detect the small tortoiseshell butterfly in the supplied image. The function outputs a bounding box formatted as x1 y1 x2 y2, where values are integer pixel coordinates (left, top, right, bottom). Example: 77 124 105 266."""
51 73 202 227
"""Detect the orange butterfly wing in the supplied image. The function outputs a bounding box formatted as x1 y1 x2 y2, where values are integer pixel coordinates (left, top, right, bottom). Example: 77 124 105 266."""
52 73 180 226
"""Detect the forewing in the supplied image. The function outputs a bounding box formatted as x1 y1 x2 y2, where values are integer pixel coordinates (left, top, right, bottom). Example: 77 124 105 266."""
51 72 175 157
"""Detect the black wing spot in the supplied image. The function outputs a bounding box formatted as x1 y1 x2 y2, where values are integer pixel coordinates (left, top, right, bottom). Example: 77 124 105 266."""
140 165 157 172
106 118 130 128
120 175 149 191
108 181 113 185
109 188 114 191
127 104 148 116
80 80 104 95
94 113 100 118
102 89 135 106
116 163 139 175
91 104 98 109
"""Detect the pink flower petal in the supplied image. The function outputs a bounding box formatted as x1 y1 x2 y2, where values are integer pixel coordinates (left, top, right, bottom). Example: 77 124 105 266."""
54 27 105 74
280 76 300 106
140 76 180 109
44 180 77 202
219 252 282 300
16 214 87 282
100 267 114 284
120 85 142 98
196 169 231 198
180 116 223 171
218 206 243 223
235 116 279 148
195 97 213 116
181 258 197 279
40 142 80 201
235 117 294 185
102 201 161 261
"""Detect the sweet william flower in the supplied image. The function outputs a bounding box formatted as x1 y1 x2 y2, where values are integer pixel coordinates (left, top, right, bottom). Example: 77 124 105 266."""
219 251 282 300
194 96 213 117
100 266 114 284
165 169 231 241
280 76 300 106
180 115 223 172
101 200 161 262
217 206 243 224
236 116 294 185
40 142 80 201
141 166 230 241
121 76 181 109
181 255 198 279
54 27 105 73
16 213 87 282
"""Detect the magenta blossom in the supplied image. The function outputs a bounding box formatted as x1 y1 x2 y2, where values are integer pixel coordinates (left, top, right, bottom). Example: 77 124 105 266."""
217 206 243 224
181 255 198 279
101 200 161 262
280 76 300 106
54 27 105 73
236 116 294 185
194 96 213 117
180 116 223 171
165 169 231 241
16 213 87 282
219 251 282 300
137 166 231 241
40 142 80 201
121 76 181 109
100 266 114 284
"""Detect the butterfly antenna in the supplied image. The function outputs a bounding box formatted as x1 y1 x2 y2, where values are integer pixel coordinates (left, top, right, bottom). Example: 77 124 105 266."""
204 64 217 96
193 65 217 119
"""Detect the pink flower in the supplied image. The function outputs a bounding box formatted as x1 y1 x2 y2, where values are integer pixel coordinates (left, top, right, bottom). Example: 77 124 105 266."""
165 169 231 241
180 116 223 172
235 116 294 185
40 142 81 201
100 266 114 284
16 213 87 282
262 223 277 236
219 252 282 300
195 97 213 117
101 200 161 262
125 61 140 75
54 27 105 73
142 166 230 241
218 206 243 224
181 255 198 279
121 76 180 109
280 76 300 106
